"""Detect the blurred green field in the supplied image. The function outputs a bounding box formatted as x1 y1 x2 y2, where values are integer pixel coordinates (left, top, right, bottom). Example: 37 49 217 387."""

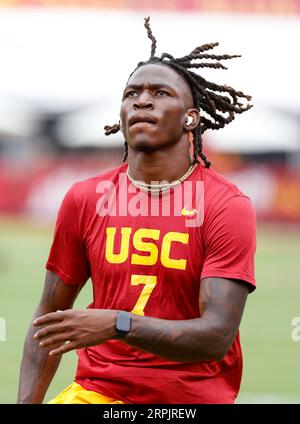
0 218 300 404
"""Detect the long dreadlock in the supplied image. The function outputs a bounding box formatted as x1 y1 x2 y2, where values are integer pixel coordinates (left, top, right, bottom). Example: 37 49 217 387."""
104 16 252 168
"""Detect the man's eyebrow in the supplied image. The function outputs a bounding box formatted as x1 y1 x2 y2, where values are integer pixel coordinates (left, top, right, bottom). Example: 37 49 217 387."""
124 83 176 91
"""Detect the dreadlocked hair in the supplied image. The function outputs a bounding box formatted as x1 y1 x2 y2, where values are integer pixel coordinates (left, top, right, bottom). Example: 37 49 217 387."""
104 16 253 167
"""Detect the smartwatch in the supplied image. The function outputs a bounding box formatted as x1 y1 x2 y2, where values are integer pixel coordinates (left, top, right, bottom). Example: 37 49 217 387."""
115 311 132 339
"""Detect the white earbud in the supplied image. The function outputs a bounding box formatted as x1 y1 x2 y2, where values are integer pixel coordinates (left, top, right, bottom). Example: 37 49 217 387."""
186 116 193 126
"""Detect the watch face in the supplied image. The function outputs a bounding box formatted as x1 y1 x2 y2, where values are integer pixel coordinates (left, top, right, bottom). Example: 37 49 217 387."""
116 311 132 334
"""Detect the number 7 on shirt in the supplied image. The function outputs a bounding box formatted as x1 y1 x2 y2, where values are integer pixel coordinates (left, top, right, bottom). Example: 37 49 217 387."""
130 275 157 316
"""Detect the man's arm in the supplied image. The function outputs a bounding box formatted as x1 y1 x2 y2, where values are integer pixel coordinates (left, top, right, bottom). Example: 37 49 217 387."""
17 271 84 404
33 277 249 363
126 277 249 361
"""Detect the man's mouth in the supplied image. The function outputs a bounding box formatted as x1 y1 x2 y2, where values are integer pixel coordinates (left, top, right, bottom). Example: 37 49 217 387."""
129 115 157 127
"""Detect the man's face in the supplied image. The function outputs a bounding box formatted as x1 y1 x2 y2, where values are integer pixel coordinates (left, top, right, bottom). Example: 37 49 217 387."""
120 63 194 153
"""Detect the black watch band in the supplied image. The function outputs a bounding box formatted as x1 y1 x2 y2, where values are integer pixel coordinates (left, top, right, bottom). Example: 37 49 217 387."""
115 311 132 339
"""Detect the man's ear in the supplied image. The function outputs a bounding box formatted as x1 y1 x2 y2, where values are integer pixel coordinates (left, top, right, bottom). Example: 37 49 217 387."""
183 109 200 131
119 119 123 133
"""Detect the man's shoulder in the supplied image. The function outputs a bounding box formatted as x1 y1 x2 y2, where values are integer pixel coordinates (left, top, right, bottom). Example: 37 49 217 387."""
70 163 127 197
200 165 247 199
198 165 252 218
198 166 255 231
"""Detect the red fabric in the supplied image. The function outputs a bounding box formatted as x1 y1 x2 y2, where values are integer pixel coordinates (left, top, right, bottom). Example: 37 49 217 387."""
46 162 256 404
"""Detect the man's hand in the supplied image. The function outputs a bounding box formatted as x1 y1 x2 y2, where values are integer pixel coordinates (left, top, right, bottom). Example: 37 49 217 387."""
33 309 117 356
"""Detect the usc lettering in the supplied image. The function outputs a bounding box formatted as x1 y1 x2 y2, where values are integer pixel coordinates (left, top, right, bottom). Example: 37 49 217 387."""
105 227 189 270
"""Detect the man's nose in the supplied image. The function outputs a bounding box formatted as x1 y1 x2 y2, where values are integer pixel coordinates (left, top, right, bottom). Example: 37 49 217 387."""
133 92 153 109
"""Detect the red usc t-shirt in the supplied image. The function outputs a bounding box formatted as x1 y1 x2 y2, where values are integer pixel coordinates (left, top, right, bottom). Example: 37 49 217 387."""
46 162 256 404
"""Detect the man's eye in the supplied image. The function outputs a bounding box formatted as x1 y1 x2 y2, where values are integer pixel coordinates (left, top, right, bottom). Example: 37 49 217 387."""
125 91 137 98
156 91 168 96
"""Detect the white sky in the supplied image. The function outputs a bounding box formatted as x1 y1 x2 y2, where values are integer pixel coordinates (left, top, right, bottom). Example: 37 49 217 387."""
0 8 299 151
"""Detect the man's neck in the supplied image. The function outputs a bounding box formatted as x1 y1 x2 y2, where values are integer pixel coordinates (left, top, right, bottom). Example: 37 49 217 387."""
127 143 193 185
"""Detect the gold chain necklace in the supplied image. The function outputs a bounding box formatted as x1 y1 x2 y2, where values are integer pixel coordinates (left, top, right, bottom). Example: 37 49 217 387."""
126 163 197 193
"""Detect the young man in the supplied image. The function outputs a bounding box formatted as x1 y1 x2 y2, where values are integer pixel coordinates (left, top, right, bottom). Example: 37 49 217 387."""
18 18 256 404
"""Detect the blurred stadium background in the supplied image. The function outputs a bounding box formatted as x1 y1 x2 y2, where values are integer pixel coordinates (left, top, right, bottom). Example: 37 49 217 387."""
0 0 300 404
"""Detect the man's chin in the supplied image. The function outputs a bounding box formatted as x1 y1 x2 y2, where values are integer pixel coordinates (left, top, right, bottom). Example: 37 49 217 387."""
130 139 159 153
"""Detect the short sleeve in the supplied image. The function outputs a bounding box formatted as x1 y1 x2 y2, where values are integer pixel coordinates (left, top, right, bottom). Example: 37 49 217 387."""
46 185 90 285
201 195 256 292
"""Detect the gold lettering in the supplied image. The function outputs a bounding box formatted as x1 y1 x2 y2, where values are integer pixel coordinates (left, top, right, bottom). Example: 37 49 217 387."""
161 231 189 270
105 227 132 263
131 229 160 266
130 274 157 316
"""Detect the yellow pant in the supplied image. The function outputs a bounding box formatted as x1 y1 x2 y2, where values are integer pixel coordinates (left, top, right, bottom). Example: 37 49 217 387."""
48 382 125 404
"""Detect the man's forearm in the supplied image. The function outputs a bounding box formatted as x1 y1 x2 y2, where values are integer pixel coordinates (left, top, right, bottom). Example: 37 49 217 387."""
124 314 228 362
123 279 249 362
17 309 62 404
